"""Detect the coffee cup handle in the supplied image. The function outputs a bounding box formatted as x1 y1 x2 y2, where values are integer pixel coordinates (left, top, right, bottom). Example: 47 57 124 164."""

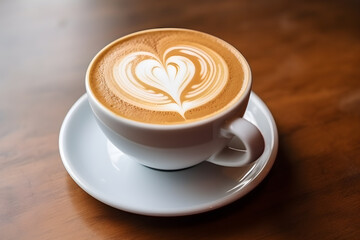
207 118 265 167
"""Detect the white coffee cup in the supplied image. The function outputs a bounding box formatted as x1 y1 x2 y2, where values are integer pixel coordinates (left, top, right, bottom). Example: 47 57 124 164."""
85 29 265 170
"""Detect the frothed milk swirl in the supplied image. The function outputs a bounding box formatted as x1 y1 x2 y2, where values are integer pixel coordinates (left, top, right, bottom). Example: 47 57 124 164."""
88 29 249 124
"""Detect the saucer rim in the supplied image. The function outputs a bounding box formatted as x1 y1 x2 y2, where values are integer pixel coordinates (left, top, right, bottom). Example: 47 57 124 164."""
59 92 278 216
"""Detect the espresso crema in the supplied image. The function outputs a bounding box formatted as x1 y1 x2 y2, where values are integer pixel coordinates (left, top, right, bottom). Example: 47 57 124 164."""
88 29 249 124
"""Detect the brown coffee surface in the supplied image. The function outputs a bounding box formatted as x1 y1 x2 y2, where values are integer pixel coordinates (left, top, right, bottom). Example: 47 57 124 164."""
88 28 249 124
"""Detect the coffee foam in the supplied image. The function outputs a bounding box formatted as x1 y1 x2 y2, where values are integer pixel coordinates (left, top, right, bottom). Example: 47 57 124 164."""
89 29 248 124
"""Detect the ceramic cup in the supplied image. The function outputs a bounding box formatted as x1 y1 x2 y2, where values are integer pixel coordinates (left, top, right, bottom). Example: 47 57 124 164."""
85 29 265 170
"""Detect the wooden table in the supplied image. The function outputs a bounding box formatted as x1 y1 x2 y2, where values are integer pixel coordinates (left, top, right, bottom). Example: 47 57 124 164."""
1 0 359 239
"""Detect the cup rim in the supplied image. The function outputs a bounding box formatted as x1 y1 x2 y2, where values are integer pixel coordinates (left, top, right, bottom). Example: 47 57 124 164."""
85 28 252 130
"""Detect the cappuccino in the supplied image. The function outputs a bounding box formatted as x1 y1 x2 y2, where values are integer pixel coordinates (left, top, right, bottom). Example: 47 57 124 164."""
88 29 250 124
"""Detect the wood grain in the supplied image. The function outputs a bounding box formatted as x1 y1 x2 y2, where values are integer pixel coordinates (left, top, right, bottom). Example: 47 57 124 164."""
1 0 359 239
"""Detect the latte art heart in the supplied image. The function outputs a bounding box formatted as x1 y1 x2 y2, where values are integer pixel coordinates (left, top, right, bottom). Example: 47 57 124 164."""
113 45 229 118
89 29 247 124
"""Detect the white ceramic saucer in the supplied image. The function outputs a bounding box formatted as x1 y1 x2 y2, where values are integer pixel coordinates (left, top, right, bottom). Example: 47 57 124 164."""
59 92 278 217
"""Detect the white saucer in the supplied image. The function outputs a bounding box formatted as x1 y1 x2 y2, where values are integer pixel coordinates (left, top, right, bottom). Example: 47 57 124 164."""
59 92 278 217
